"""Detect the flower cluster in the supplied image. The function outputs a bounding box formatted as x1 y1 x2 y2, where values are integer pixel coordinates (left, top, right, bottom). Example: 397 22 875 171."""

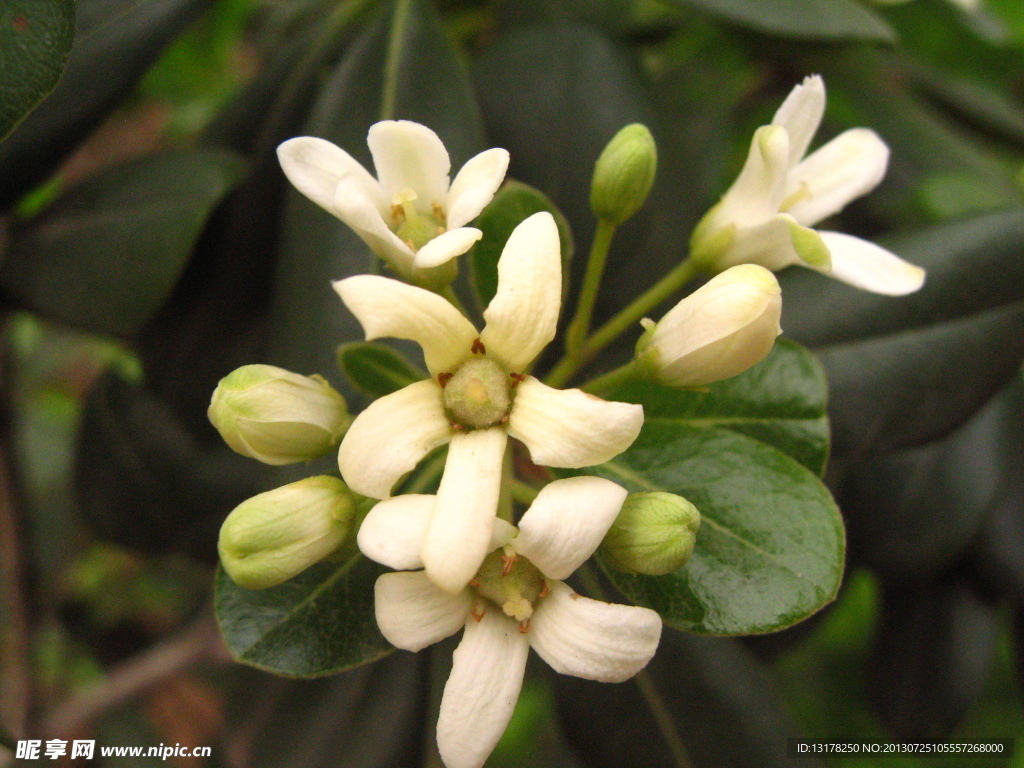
209 80 923 768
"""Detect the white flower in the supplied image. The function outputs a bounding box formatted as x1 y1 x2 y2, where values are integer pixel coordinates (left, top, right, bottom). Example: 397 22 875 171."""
358 476 663 768
278 121 509 282
691 75 925 296
334 212 645 594
636 264 782 388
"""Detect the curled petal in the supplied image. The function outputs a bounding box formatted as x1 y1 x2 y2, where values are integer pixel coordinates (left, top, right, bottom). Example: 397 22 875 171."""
357 495 435 570
529 581 662 683
784 128 889 227
438 609 529 768
338 380 452 499
333 174 415 273
771 74 826 166
422 428 508 593
277 136 385 216
480 212 562 373
446 148 511 229
715 125 791 226
513 477 628 580
374 571 471 652
816 232 926 296
333 275 478 376
368 121 451 210
413 227 483 269
507 377 643 468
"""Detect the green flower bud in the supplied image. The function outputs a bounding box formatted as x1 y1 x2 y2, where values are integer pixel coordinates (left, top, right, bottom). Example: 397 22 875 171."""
601 492 700 576
219 476 358 589
590 123 658 225
209 365 350 465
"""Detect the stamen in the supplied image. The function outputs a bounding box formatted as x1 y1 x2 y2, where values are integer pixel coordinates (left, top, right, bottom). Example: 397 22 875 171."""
501 553 518 576
538 579 550 599
471 601 487 622
438 372 453 388
471 338 487 355
509 372 527 389
518 619 531 634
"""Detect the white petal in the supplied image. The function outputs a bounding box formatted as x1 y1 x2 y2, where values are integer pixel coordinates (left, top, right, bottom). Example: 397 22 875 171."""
784 128 889 227
437 609 529 768
422 428 508 593
446 148 511 229
368 120 451 209
720 214 829 272
333 275 478 376
479 212 562 373
413 227 482 268
277 136 385 215
333 174 415 274
338 380 452 499
507 377 643 468
513 477 628 580
815 232 926 296
529 581 662 683
374 571 471 652
715 125 791 226
357 495 434 569
771 74 826 166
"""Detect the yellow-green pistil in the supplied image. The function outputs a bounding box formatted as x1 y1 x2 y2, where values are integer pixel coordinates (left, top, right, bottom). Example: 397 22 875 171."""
392 188 446 250
471 547 548 629
442 356 513 429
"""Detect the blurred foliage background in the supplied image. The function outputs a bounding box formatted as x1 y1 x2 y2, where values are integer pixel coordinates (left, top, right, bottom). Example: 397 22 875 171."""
3 0 1024 765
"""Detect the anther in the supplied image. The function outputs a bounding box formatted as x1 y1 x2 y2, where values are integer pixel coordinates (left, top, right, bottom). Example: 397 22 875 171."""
518 619 531 634
538 580 550 599
451 422 465 432
471 338 487 355
438 372 453 388
501 554 518 576
471 602 486 622
468 578 479 587
510 372 527 389
499 414 509 424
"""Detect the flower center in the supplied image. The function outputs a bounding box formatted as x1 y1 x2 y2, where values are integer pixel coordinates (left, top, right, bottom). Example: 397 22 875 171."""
473 547 547 623
442 357 512 429
392 188 446 251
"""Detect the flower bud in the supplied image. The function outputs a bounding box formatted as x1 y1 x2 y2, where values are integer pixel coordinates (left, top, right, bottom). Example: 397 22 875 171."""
635 264 782 388
601 492 700 576
209 365 350 465
219 476 358 589
590 123 657 225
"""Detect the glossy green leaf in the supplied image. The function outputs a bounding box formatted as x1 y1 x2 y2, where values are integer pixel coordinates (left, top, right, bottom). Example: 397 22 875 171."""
337 342 425 398
215 553 391 677
467 179 574 312
780 209 1024 349
605 338 829 474
664 0 894 41
565 422 844 635
0 0 75 142
557 630 826 768
820 300 1024 457
0 0 212 209
268 0 485 408
1 149 246 337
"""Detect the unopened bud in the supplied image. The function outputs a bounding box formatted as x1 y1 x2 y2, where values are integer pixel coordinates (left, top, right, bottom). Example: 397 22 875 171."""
601 492 700 576
209 365 350 465
635 264 781 388
590 123 657 225
219 476 358 589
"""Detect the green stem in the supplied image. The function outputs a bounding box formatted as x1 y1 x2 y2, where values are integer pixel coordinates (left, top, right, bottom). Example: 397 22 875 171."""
581 360 639 395
441 285 469 317
564 219 618 354
545 257 701 388
380 0 413 121
509 478 540 506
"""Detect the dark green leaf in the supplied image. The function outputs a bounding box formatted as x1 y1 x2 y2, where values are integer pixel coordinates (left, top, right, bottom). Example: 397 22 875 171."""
1 149 246 337
564 423 844 635
605 338 829 474
268 0 485 407
76 370 263 563
223 655 428 768
557 630 826 768
665 0 894 41
869 575 999 741
337 342 425 398
839 380 1017 578
467 180 574 312
819 301 1024 458
0 0 74 142
214 554 391 677
780 209 1024 349
0 0 213 208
